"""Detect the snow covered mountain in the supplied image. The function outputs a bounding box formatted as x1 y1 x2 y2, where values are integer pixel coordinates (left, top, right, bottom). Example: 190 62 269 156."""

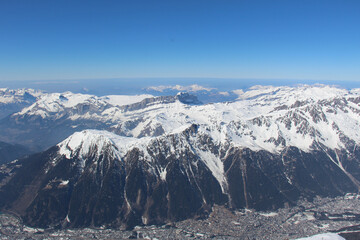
0 88 42 119
1 84 360 229
2 84 360 153
15 91 154 119
0 91 154 151
0 125 359 229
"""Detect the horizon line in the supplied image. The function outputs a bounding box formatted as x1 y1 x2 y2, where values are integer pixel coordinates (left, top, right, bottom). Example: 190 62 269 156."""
0 76 359 83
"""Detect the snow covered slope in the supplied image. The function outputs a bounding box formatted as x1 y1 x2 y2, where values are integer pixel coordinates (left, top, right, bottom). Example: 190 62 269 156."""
0 88 42 104
2 122 359 228
57 129 152 161
57 128 227 190
10 84 360 153
2 85 360 229
16 92 153 119
0 88 42 119
295 233 345 240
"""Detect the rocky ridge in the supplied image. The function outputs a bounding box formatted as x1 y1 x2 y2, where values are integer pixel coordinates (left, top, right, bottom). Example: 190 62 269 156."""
1 85 360 229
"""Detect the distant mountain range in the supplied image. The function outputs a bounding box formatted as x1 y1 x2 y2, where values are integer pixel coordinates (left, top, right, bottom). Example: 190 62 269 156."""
1 85 360 229
0 88 42 119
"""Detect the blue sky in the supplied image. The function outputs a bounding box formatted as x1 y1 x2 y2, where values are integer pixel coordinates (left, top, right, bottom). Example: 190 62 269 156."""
0 0 359 81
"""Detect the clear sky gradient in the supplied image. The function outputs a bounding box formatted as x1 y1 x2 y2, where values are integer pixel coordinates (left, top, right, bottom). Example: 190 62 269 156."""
0 0 359 81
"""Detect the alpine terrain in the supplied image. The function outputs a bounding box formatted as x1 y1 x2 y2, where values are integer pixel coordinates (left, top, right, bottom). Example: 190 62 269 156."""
1 85 360 230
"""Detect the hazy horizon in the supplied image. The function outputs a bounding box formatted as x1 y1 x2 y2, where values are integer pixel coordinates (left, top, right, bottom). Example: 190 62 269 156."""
1 78 360 100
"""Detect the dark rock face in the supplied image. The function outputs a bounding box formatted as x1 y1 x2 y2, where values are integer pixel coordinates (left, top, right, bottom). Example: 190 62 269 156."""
224 148 293 210
0 127 359 229
224 147 358 211
0 141 31 164
175 92 202 105
0 133 225 229
120 96 176 112
120 93 201 112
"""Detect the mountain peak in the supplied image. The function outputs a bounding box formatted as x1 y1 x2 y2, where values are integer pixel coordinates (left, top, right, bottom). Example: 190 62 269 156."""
57 130 153 160
3 84 360 155
58 130 117 159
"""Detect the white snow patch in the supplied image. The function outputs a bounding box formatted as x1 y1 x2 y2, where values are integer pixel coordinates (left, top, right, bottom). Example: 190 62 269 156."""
23 226 44 233
59 180 69 186
159 168 167 181
141 216 148 224
295 233 345 240
344 193 360 200
260 212 278 217
196 149 227 192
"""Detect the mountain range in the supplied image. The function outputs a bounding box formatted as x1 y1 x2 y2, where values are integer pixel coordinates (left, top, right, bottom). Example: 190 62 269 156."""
1 84 360 229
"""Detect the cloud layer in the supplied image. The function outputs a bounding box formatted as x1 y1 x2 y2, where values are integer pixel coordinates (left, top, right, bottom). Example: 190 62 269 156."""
146 84 215 92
